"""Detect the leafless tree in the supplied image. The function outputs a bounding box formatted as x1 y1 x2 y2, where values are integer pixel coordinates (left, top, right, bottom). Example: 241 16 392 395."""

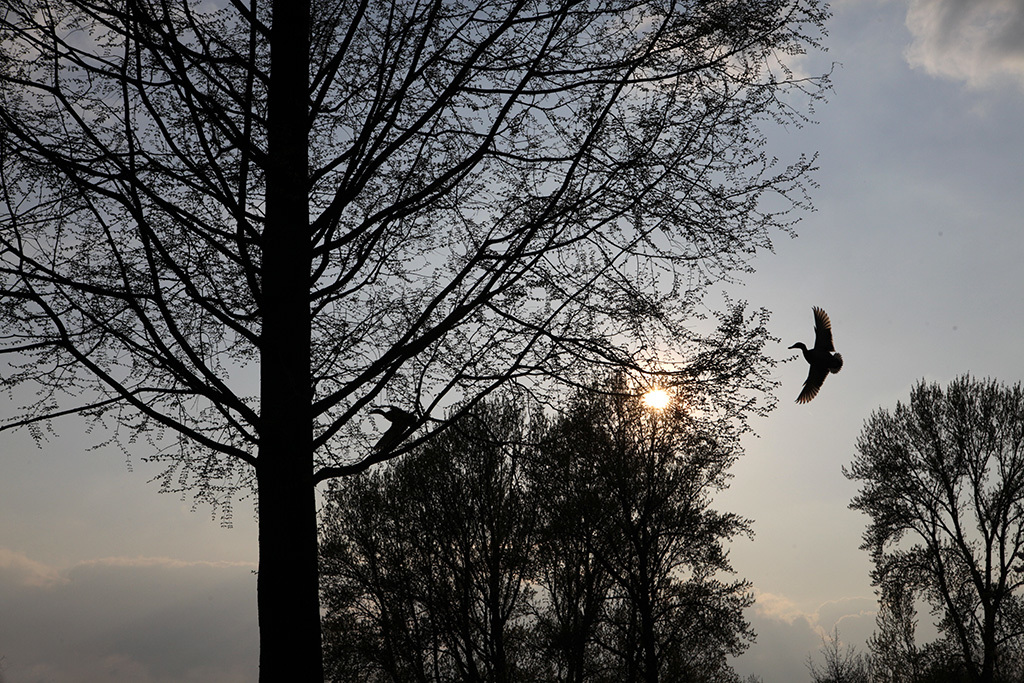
806 627 870 683
1 0 829 678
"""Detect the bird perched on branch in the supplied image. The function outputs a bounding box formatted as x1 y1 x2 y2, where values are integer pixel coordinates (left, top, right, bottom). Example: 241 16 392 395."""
369 405 417 454
790 306 843 404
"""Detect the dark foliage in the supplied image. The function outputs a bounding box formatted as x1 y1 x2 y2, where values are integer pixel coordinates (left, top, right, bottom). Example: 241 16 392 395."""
321 376 755 682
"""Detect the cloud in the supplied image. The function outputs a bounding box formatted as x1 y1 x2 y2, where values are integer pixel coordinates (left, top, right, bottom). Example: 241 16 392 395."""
732 591 877 682
750 591 874 634
0 548 67 588
0 550 258 682
751 591 810 624
815 596 877 636
903 0 1024 90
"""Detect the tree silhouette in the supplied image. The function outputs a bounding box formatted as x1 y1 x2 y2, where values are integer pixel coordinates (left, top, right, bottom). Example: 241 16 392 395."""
320 397 540 682
321 375 758 682
848 376 1024 683
869 577 924 683
1 0 828 677
806 627 870 683
534 376 754 683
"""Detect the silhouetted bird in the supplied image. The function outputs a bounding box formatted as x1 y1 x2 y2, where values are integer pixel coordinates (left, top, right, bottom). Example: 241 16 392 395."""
789 306 843 404
369 406 417 454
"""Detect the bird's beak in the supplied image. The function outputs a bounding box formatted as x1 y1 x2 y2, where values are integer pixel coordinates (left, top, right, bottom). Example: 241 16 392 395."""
787 343 798 349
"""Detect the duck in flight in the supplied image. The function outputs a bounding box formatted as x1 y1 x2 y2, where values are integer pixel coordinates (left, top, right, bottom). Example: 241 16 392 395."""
790 306 843 404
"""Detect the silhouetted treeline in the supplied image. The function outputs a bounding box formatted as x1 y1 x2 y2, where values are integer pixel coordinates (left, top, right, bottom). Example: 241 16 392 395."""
808 627 1024 683
319 377 753 683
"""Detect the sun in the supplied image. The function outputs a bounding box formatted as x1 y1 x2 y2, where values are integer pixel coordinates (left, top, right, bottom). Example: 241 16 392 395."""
642 389 670 410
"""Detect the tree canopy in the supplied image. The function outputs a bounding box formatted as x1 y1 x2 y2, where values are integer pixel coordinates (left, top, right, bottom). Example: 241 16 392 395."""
321 377 754 683
848 376 1024 683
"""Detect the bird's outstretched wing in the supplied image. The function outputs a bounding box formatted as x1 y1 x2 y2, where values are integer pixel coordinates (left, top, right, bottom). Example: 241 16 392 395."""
812 306 835 352
796 363 830 404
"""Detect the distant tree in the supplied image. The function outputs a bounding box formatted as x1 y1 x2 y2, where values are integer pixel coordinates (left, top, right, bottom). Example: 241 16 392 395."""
847 376 1024 683
806 627 870 683
1 0 828 677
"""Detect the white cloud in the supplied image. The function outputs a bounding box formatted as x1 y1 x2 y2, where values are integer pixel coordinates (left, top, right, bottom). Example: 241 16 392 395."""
0 548 67 588
903 0 1024 90
751 590 875 634
0 550 258 682
815 596 877 636
751 590 810 624
733 591 877 682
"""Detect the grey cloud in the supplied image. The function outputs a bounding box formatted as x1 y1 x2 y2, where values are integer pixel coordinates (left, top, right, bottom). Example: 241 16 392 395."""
904 0 1024 89
0 551 257 682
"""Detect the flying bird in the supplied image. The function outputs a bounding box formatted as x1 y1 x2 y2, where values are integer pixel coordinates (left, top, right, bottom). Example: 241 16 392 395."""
369 405 417 454
789 306 843 404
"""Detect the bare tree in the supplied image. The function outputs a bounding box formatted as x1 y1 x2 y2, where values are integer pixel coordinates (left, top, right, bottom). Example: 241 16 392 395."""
806 627 870 683
847 376 1024 683
0 0 829 678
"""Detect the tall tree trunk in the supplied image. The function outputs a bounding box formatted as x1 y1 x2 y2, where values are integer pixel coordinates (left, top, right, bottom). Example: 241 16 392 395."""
639 597 659 683
980 601 996 683
256 459 321 680
259 0 319 679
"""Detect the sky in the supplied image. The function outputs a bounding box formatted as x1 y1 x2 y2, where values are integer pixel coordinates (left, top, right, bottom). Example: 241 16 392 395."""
2 0 1024 681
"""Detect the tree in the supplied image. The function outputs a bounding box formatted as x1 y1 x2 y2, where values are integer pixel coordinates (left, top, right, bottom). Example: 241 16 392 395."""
847 376 1024 683
320 397 540 682
1 0 829 678
533 376 754 683
868 576 924 683
806 627 870 683
527 390 617 683
321 373 759 683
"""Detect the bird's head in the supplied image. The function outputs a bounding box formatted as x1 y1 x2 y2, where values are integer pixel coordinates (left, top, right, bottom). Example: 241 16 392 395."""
369 405 416 424
788 342 807 351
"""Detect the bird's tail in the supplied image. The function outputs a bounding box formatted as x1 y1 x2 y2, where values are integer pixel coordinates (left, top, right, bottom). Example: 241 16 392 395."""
831 353 843 373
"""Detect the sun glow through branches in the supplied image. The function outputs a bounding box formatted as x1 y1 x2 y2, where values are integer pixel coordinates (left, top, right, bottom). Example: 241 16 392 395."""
643 389 670 410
